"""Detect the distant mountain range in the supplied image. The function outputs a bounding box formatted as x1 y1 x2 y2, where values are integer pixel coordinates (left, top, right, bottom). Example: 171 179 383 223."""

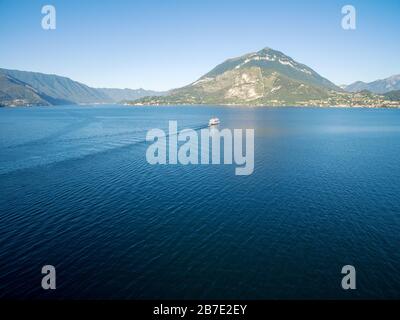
343 75 400 94
0 68 164 107
130 48 400 107
1 48 400 108
97 87 166 102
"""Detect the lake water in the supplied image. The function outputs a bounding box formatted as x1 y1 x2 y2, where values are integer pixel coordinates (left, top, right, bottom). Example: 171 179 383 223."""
1 105 400 299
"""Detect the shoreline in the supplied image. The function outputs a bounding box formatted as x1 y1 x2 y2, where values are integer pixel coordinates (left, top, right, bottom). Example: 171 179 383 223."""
124 103 400 109
2 102 400 109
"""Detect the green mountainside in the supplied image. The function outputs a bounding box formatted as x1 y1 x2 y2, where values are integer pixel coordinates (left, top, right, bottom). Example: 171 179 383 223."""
0 68 111 105
383 90 400 101
0 68 165 107
0 74 51 107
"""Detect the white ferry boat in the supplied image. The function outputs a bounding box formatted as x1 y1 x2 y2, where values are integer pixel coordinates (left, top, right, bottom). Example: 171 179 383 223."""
208 117 220 126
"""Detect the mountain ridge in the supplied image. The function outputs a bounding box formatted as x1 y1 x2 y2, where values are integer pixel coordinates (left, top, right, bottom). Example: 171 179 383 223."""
344 74 400 94
0 68 164 107
97 87 166 102
0 73 51 107
0 68 111 105
2 47 400 108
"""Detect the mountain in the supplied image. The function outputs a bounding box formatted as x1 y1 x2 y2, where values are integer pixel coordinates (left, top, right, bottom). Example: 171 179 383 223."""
2 51 399 108
343 81 369 93
383 90 400 101
0 68 165 106
0 74 50 107
0 68 112 105
97 88 166 102
344 75 400 94
132 47 342 106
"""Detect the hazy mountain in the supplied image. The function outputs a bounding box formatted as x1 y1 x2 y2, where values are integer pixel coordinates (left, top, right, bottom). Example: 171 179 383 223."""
0 68 164 106
97 88 166 102
132 47 342 105
343 81 369 93
0 68 112 105
2 55 399 108
0 74 50 107
344 75 400 94
0 74 76 107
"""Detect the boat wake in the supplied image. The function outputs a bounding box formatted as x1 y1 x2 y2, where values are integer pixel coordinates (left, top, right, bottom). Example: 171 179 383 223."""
0 122 209 175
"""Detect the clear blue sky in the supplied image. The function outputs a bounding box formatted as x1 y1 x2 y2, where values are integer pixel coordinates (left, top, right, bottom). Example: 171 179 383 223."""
0 0 399 90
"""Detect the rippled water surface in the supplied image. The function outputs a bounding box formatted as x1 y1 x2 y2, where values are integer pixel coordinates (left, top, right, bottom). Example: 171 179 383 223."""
1 105 400 299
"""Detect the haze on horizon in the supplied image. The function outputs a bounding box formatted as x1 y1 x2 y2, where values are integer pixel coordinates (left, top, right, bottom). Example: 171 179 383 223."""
0 0 399 91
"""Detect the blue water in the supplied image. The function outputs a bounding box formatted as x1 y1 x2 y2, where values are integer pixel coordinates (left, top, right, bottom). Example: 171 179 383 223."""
1 105 400 299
